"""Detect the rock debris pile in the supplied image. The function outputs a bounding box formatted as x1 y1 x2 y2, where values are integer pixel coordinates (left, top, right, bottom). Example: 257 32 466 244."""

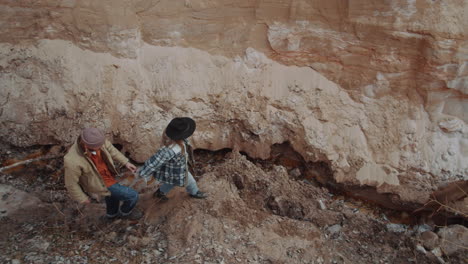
1 151 466 264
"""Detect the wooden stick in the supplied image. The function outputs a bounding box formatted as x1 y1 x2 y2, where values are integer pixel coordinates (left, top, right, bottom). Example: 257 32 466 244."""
0 155 60 173
52 202 66 217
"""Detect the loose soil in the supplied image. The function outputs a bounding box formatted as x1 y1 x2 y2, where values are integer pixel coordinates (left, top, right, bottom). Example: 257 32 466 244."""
0 147 466 264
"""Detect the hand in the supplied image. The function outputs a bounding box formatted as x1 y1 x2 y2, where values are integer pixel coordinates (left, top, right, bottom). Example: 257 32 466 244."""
125 162 137 173
81 199 91 205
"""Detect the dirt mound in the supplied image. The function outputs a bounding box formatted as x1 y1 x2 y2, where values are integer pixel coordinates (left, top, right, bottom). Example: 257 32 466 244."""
1 151 466 264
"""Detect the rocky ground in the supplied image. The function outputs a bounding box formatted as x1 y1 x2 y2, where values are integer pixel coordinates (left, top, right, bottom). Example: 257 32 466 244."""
0 148 466 264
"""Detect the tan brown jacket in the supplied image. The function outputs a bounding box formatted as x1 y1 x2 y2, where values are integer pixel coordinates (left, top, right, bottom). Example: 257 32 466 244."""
64 138 129 203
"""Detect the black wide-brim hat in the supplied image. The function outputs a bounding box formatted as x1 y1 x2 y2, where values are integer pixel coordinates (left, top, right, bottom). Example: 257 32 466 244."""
165 117 196 140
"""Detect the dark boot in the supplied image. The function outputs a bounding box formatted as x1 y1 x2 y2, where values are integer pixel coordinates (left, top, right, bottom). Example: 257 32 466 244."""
190 191 207 199
153 189 169 201
121 208 143 220
99 214 119 224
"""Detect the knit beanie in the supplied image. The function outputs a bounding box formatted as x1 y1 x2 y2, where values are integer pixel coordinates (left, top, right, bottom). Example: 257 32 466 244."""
81 128 105 148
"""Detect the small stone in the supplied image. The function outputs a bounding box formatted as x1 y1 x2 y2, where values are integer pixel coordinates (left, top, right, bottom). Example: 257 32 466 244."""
318 200 327 210
106 232 117 241
415 244 427 254
437 224 468 256
28 236 50 252
327 224 342 234
140 237 152 247
415 224 432 234
303 179 312 185
386 223 407 233
289 168 301 178
431 247 442 257
420 231 439 250
127 235 139 247
381 214 389 221
11 260 20 264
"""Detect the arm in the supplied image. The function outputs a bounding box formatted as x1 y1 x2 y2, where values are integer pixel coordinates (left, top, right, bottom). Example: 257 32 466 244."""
137 148 175 181
64 158 89 203
103 139 129 167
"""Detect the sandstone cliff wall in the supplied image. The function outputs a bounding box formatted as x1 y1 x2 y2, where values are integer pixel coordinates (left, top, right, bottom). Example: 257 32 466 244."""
0 0 466 204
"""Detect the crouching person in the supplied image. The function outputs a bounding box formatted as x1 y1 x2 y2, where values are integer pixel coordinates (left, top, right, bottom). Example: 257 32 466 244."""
64 128 143 221
138 117 207 201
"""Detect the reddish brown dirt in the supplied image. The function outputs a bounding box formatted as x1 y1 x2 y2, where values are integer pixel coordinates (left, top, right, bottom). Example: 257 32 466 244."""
0 148 466 264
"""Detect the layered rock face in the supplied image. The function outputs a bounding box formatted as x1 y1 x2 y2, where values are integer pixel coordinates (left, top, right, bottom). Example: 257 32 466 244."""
0 0 466 205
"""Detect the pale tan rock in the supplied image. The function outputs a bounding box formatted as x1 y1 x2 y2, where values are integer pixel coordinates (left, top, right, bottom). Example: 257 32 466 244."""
437 225 468 256
356 163 399 187
1 39 467 205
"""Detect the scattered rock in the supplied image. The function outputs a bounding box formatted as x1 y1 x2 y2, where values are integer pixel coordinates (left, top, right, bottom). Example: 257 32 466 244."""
431 247 443 258
318 200 327 210
27 236 50 252
386 223 407 233
289 168 302 179
419 231 439 250
140 236 152 247
437 225 468 256
414 224 432 234
126 235 140 248
104 231 116 241
415 244 427 254
0 150 450 264
327 224 342 235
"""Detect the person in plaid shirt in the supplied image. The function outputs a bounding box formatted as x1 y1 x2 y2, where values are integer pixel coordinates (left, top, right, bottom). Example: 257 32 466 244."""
137 117 207 200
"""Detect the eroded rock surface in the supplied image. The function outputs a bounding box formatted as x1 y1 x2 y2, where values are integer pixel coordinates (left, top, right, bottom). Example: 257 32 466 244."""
0 0 467 207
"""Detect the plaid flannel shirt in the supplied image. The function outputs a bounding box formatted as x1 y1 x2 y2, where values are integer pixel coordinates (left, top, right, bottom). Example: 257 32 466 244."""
138 144 188 187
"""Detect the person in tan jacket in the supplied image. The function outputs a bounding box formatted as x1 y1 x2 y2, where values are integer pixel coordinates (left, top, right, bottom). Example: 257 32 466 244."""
64 128 143 220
